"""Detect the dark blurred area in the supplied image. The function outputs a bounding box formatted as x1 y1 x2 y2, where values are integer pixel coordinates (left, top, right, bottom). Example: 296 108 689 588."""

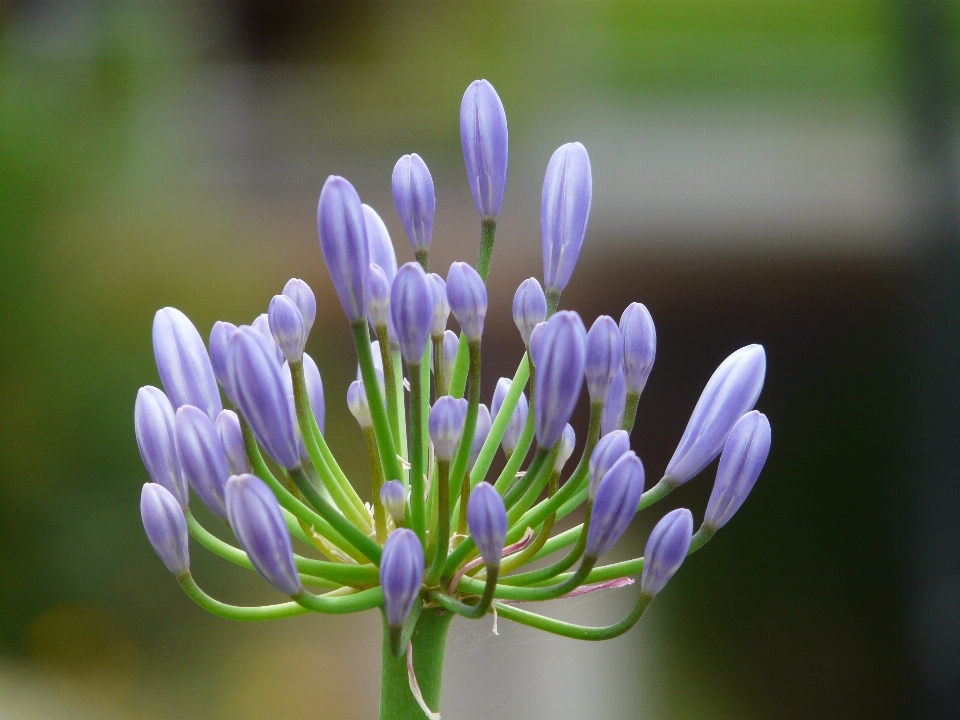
1 1 957 718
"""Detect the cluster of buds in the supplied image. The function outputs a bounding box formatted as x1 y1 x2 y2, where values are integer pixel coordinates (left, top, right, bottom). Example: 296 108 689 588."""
136 79 771 710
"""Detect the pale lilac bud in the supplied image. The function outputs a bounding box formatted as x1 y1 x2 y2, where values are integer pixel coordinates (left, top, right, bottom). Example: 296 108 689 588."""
175 405 229 520
469 404 492 470
589 429 630 498
153 308 223 421
226 474 301 596
268 294 307 363
381 528 424 628
640 508 693 596
512 278 547 347
391 262 434 364
534 311 587 448
368 263 392 330
380 480 406 524
355 341 384 381
282 278 317 337
467 481 507 567
446 262 487 342
585 315 623 404
347 369 385 429
619 303 656 396
392 154 435 252
363 204 398 282
216 409 252 476
440 330 458 391
429 396 466 462
601 366 626 436
135 386 187 507
585 452 645 558
281 353 325 435
227 327 300 470
140 483 189 576
665 345 766 484
252 313 284 365
460 79 508 220
317 175 369 323
427 273 450 338
705 411 771 530
209 321 237 398
555 424 576 473
491 377 528 456
541 142 592 295
528 322 547 366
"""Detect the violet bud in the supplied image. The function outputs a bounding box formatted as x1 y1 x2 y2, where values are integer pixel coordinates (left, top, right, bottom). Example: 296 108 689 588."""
216 409 252 476
467 481 508 568
380 528 424 628
429 395 466 462
585 315 623 405
704 411 771 530
355 342 384 381
391 262 434 364
175 405 229 520
363 204 398 282
491 377 528 457
619 302 656 396
446 262 487 342
347 369 385 429
209 321 237 398
440 330 458 391
380 480 407 525
600 366 627 437
317 175 369 323
282 278 317 337
585 452 645 558
588 429 630 499
392 153 435 253
640 508 693 596
665 344 766 485
427 273 450 339
512 278 547 347
268 294 307 363
153 307 223 421
135 386 188 507
252 313 284 365
460 79 508 220
140 483 189 576
555 424 576 473
368 263 392 330
227 327 300 470
541 142 592 295
225 474 301 596
469 404 492 470
534 311 587 448
528 322 547 367
281 353 326 435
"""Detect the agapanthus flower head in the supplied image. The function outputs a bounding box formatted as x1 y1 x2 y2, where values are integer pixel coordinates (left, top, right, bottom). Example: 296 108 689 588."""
135 386 188 507
317 175 369 323
600 366 627 436
619 302 656 397
665 344 766 485
640 508 693 596
467 481 507 568
491 377 528 457
175 405 229 520
268 294 307 363
585 315 623 405
362 203 398 282
427 273 450 339
541 142 592 295
153 307 223 421
704 411 771 530
513 278 547 347
440 330 459 391
140 483 189 576
585 451 645 558
209 320 238 398
555 424 576 473
282 278 317 337
446 262 487 342
391 262 435 364
469 403 492 470
589 429 630 498
226 473 301 596
460 79 508 221
281 353 325 434
534 311 587 448
392 153 435 253
367 263 392 330
380 480 407 524
216 409 251 476
380 528 424 628
429 396 466 462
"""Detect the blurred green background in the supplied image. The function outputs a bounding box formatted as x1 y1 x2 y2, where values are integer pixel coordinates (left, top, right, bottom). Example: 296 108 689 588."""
1 1 957 718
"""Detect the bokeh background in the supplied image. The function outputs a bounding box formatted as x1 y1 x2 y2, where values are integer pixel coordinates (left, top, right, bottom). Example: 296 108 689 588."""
2 1 958 718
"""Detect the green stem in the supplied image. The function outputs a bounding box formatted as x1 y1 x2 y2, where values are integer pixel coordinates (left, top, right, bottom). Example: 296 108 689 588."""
446 342 481 524
621 392 640 434
353 322 404 484
432 335 447 398
364 427 389 543
500 503 591 587
377 325 403 452
468 355 529 485
179 574 310 621
379 608 453 720
448 335 470 399
546 290 561 315
391 347 409 486
428 565 499 619
476 219 496 281
493 591 653 641
292 586 385 614
506 445 559 524
498 472 558 575
425 460 450 585
415 247 429 273
407 362 427 545
503 447 550 509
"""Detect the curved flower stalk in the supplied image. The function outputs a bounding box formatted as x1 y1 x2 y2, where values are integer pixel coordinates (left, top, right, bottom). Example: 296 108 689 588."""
135 79 772 720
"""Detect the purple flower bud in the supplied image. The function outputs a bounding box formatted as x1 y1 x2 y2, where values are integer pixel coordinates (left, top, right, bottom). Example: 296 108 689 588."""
512 278 547 347
281 353 325 435
356 342 385 381
282 278 317 337
317 175 369 323
140 483 189 576
268 294 307 363
209 321 237 398
555 424 576 473
534 311 587 448
347 369 385 429
429 396 466 462
619 303 656 396
491 377 528 457
585 315 623 404
153 308 223 421
440 330 458 391
380 480 406 524
216 409 252 476
427 273 450 338
467 482 507 567
705 411 771 530
363 204 398 282
469 404 492 470
460 79 508 220
227 327 300 470
640 508 693 596
175 405 229 520
252 313 284 365
391 262 434 363
225 474 301 596
392 154 435 252
528 322 547 366
541 142 592 295
665 345 766 485
446 262 487 342
135 386 188 507
368 263 392 330
381 528 424 628
589 429 630 498
585 452 645 558
600 366 626 437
